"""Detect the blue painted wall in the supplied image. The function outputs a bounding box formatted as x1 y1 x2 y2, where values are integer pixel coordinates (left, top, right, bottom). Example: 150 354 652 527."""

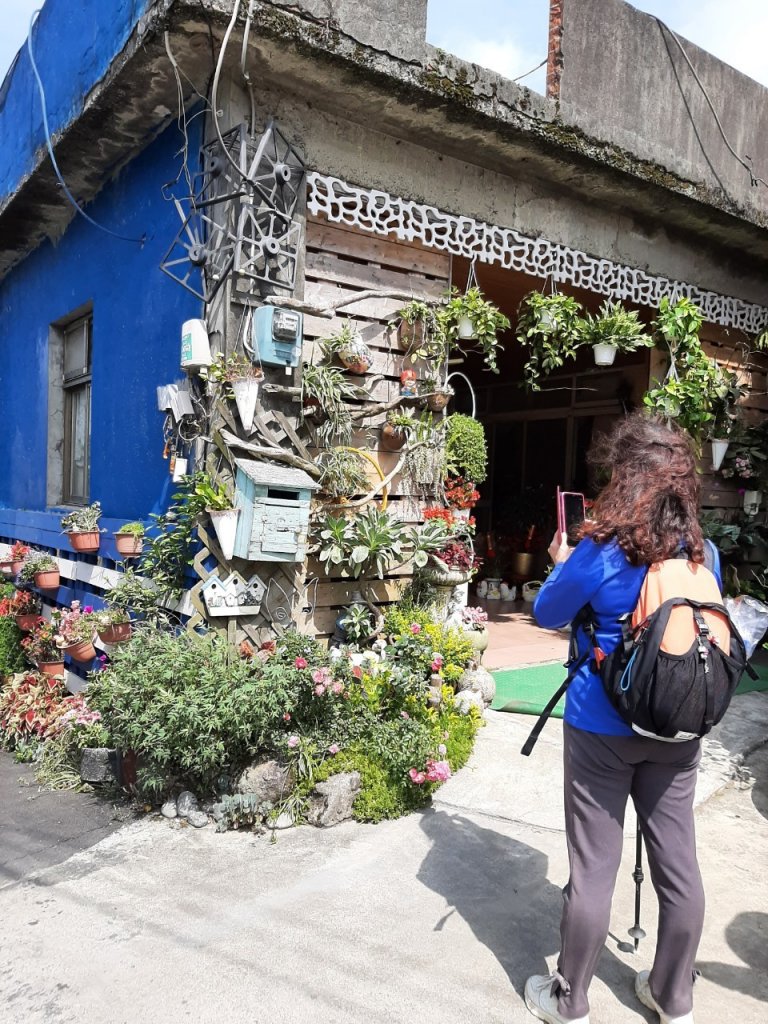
0 0 152 202
0 117 202 520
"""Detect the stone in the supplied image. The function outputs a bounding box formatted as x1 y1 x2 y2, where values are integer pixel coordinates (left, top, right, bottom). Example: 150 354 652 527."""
234 760 295 805
210 802 226 823
186 810 209 828
457 664 496 706
453 689 485 715
176 790 198 817
161 798 178 819
427 685 443 708
79 747 117 784
307 772 361 827
266 811 295 830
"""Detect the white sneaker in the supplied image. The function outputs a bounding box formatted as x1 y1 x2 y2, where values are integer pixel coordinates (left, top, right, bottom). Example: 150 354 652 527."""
524 974 589 1024
635 970 694 1024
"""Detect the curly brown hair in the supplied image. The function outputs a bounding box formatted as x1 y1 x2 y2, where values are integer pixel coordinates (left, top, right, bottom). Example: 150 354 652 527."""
580 413 704 566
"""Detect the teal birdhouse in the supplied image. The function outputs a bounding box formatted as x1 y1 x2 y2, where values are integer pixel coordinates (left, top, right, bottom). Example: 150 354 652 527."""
233 459 318 562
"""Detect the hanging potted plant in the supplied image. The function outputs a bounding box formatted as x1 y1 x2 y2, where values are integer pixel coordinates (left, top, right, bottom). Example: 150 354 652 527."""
381 408 415 452
403 413 447 492
193 475 240 562
113 521 146 557
445 287 510 372
515 291 583 391
706 367 749 471
205 351 265 433
300 362 360 445
101 567 159 632
394 299 442 353
61 502 104 553
94 607 132 646
10 589 41 632
420 377 454 413
321 321 374 375
445 414 488 487
18 551 60 591
579 301 654 366
21 614 65 676
9 541 30 576
318 448 370 503
422 538 479 587
55 602 97 663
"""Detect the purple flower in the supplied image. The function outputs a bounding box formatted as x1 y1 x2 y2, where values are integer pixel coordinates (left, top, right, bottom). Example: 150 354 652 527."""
287 735 299 748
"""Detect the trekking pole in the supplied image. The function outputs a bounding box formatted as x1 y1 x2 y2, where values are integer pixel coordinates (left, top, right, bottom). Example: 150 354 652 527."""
627 819 647 950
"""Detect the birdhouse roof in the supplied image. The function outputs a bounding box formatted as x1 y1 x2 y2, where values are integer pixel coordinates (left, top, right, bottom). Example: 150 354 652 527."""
234 459 319 490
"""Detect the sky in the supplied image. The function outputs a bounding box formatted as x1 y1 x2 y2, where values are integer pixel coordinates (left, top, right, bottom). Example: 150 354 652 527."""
1 0 768 93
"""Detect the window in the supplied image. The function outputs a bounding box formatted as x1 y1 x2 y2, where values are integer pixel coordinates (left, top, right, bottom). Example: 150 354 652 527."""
61 315 92 504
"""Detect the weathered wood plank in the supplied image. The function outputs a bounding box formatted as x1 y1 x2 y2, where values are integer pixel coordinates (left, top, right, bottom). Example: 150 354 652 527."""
307 217 450 278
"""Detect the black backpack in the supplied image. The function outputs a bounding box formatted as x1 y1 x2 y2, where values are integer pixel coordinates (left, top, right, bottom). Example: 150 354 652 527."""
522 558 756 755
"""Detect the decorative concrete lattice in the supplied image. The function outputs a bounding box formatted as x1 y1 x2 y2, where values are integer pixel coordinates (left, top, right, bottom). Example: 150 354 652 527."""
307 172 768 334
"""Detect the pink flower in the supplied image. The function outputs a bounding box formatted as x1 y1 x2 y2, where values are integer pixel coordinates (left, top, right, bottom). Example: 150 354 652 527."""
314 684 326 696
400 710 410 719
331 680 344 695
431 658 443 672
425 759 451 783
409 768 427 784
312 667 331 685
409 623 422 634
294 657 308 669
83 606 93 614
283 712 291 722
328 743 339 755
287 735 299 748
352 665 363 680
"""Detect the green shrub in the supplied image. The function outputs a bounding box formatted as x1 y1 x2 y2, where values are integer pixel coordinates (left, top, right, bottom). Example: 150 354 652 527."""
445 414 488 483
0 617 26 680
309 745 430 823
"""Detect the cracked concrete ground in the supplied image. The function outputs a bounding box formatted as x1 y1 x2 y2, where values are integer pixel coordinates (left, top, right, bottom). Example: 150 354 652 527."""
0 695 766 1024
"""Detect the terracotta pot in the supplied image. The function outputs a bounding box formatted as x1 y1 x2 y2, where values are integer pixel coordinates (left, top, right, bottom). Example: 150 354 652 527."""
114 533 143 557
380 423 407 452
0 560 13 576
398 320 424 349
39 661 65 677
97 621 132 645
34 569 60 590
68 531 100 553
64 639 97 663
426 390 452 412
15 613 38 632
11 560 25 575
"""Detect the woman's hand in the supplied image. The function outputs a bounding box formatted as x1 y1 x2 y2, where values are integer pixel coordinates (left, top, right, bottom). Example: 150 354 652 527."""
548 530 573 565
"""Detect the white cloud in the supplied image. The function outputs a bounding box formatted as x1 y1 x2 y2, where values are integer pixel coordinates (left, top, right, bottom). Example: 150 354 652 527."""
677 1 768 86
439 36 547 93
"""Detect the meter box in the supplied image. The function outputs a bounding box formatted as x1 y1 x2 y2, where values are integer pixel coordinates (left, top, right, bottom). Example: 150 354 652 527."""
252 306 303 368
232 459 319 563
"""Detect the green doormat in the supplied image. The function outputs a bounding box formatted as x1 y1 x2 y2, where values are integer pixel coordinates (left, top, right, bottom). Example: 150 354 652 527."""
491 662 566 717
737 653 768 695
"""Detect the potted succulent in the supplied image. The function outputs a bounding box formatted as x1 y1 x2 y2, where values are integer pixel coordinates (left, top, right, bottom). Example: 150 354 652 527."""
444 287 510 373
458 606 490 662
321 321 374 375
94 607 132 646
56 601 97 663
420 377 454 413
318 448 370 502
10 541 30 576
206 351 265 432
114 521 146 557
21 614 64 676
10 589 41 632
381 408 415 452
300 362 360 445
579 301 654 366
515 291 583 391
61 502 104 553
18 551 60 591
193 475 239 562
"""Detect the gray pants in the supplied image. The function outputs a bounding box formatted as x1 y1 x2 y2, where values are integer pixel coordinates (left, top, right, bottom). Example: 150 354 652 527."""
557 723 704 1020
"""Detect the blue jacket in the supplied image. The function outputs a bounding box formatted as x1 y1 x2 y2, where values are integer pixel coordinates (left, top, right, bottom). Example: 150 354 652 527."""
533 538 722 735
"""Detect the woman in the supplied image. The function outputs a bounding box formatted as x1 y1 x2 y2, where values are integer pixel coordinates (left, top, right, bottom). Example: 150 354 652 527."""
524 413 718 1024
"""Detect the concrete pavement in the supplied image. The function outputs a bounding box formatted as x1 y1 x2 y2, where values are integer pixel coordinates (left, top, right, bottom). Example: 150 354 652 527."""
0 694 766 1024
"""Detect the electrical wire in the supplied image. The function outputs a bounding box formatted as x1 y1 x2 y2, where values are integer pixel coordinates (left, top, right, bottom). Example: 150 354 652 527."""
26 10 146 245
210 0 251 184
164 31 195 199
512 58 547 84
654 16 768 191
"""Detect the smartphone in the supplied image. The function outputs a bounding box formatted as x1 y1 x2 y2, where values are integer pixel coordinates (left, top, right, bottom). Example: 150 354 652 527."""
557 487 586 545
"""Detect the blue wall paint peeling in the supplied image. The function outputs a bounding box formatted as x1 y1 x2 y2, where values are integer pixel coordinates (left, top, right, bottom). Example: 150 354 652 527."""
0 118 202 520
0 0 152 202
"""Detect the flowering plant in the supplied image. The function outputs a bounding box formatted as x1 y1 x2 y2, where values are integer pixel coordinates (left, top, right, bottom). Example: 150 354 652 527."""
55 602 96 647
423 506 456 528
460 606 488 631
409 756 452 786
21 615 63 664
93 607 130 628
10 542 30 561
44 692 106 744
6 590 40 616
444 476 480 510
432 540 480 572
60 502 103 534
0 671 65 747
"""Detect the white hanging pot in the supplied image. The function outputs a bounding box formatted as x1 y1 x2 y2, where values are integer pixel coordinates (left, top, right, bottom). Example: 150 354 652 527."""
592 343 617 366
232 377 261 433
209 507 240 562
172 457 188 483
710 439 730 471
743 490 763 515
457 316 475 340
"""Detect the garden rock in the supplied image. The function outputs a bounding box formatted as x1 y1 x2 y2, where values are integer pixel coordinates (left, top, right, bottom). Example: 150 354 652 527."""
176 791 198 817
210 802 226 823
266 811 295 830
427 685 443 709
308 771 361 827
79 747 117 784
457 663 496 706
161 798 178 819
453 689 485 715
235 759 295 805
186 810 209 829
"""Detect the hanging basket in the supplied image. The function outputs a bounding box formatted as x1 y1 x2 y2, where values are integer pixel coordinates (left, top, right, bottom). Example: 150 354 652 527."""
34 569 60 590
114 534 144 557
425 390 452 413
68 531 100 553
710 439 730 471
398 320 424 349
592 343 617 366
338 337 373 375
231 377 262 433
457 316 475 340
64 639 97 663
97 621 132 645
209 507 240 562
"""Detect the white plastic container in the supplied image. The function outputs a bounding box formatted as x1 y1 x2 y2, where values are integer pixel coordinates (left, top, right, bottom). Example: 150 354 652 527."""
232 378 261 433
180 319 212 371
458 316 475 340
710 439 730 471
592 343 617 366
209 508 240 562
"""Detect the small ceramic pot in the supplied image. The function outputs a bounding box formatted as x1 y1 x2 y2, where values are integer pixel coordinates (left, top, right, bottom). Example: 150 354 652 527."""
425 389 452 413
592 343 617 366
338 336 373 375
485 578 502 601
